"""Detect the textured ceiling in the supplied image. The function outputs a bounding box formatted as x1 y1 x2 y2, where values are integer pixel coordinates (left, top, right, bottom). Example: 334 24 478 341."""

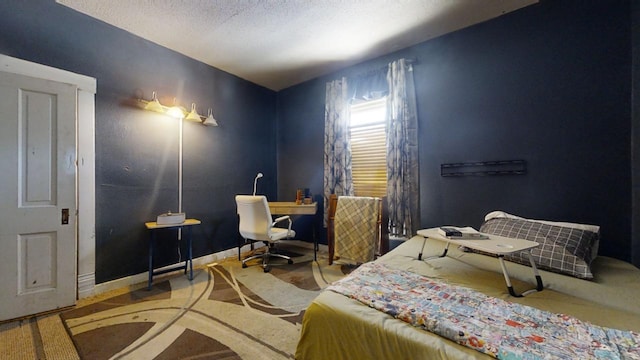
57 0 537 91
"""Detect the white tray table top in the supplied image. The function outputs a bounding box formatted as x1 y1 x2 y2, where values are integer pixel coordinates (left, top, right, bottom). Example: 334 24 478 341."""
417 227 539 255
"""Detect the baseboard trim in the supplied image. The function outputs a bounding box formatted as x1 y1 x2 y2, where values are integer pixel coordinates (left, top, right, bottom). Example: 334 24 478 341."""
77 272 96 299
83 244 264 299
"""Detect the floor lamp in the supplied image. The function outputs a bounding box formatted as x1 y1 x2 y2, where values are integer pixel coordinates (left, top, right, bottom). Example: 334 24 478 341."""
138 93 218 266
162 106 186 241
139 93 218 226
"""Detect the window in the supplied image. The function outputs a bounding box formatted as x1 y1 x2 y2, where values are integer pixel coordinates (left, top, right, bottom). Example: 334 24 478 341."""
349 97 387 198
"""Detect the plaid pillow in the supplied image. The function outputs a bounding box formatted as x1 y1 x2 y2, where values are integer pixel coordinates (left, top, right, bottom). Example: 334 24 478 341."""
479 218 599 279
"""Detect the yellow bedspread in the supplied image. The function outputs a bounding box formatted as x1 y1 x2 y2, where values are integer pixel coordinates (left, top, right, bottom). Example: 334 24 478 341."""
296 236 640 360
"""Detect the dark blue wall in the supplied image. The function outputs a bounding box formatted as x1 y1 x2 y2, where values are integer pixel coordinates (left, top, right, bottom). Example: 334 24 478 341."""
632 0 640 268
0 0 636 282
277 0 635 263
0 0 278 283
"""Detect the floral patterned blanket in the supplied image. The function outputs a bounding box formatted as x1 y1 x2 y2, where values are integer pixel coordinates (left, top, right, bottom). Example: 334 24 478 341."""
327 262 640 359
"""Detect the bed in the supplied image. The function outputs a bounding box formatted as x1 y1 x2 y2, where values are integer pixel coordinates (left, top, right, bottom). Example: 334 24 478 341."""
295 213 640 359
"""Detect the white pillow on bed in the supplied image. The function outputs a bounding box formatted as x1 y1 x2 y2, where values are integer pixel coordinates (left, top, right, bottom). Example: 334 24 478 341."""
479 211 600 280
484 211 600 260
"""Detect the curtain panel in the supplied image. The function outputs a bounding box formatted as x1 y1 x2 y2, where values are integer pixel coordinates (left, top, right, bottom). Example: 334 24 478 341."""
386 59 420 237
323 77 354 226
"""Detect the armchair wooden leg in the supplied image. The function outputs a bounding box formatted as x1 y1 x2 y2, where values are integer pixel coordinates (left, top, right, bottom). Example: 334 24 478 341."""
328 241 334 265
328 223 335 265
328 194 337 265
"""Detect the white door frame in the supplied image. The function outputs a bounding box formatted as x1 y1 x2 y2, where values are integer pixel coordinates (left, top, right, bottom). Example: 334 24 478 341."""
1 54 97 299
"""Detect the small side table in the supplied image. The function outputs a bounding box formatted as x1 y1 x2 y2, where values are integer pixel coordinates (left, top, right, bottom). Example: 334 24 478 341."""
145 219 201 290
417 227 543 297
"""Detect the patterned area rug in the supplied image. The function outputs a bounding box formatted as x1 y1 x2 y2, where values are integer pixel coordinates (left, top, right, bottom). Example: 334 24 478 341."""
61 242 349 360
0 313 79 359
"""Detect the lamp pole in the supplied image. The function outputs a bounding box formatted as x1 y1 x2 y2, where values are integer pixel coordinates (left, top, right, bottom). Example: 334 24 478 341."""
179 117 183 215
177 116 184 241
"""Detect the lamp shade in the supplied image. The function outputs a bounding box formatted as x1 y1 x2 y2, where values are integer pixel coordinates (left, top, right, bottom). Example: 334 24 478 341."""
144 91 164 113
203 108 219 126
185 103 202 122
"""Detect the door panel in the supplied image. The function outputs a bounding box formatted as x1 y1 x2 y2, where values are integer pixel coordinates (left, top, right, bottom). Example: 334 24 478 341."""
21 89 57 205
19 232 56 294
0 71 77 321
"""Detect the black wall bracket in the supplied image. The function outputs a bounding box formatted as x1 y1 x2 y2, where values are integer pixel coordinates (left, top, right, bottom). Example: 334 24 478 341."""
440 160 526 177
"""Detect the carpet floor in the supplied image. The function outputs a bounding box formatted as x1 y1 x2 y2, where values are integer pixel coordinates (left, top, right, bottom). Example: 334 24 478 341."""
61 242 350 360
0 313 79 360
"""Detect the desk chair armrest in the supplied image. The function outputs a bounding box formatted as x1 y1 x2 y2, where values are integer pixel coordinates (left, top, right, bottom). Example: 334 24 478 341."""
272 215 294 237
273 215 291 225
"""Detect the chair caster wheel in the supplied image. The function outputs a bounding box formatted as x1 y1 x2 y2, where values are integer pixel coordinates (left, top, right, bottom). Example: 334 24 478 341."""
288 259 293 264
263 266 271 273
242 263 247 268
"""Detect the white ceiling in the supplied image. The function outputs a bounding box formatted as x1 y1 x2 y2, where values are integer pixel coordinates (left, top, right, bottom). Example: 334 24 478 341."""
57 0 537 91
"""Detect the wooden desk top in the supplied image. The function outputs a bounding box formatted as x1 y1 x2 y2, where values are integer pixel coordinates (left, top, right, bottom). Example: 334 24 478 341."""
269 201 317 215
145 218 201 230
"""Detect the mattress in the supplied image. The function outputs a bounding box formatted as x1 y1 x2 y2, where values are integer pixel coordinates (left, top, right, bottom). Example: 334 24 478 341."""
295 236 640 360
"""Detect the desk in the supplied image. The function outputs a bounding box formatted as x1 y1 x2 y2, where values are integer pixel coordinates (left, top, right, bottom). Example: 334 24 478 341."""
145 219 201 290
417 227 543 297
268 202 318 259
269 201 317 216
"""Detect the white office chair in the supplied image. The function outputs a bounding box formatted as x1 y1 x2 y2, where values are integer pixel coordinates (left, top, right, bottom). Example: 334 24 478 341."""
236 195 296 272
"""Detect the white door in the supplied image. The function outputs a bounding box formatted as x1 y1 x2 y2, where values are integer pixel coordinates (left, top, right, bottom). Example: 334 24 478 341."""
0 71 77 321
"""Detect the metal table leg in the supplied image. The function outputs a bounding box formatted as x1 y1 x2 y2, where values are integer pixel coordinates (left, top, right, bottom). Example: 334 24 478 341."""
186 225 193 280
418 236 449 260
498 251 543 297
148 230 155 290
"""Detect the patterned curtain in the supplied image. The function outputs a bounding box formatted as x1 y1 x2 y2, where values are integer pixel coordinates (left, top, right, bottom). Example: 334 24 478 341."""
386 59 420 237
323 77 354 226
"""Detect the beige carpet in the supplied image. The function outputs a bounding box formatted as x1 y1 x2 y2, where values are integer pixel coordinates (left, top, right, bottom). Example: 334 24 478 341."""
0 313 80 360
61 242 350 359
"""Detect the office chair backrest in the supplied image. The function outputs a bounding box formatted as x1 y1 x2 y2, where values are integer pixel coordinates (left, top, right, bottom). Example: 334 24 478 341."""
236 195 273 241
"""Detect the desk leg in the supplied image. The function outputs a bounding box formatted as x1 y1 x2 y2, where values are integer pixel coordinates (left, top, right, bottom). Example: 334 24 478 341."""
418 237 449 260
182 226 187 275
418 236 428 260
148 230 154 290
313 218 318 261
498 253 543 297
186 225 193 280
527 250 544 291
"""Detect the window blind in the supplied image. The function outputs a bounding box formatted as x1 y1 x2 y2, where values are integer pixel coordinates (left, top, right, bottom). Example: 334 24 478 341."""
350 98 387 198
